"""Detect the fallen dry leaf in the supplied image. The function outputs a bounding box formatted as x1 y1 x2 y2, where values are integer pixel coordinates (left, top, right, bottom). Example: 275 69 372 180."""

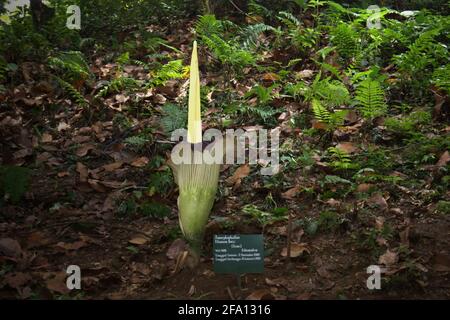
57 121 70 132
102 161 123 172
226 164 250 186
57 171 70 178
167 238 188 260
41 133 53 143
46 272 70 295
281 243 310 258
336 142 358 154
0 238 22 258
262 72 280 82
76 162 89 182
131 156 149 167
436 151 450 167
379 249 398 266
356 183 373 193
367 193 388 211
246 289 274 300
87 179 107 192
431 253 450 272
281 186 301 200
4 272 31 289
128 237 148 245
75 143 96 157
296 69 314 79
56 241 87 251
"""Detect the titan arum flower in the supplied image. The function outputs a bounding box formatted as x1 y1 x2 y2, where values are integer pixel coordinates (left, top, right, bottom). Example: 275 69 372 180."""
169 41 221 255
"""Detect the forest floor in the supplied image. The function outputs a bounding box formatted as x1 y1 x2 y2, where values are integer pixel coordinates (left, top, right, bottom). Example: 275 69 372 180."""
1 18 450 299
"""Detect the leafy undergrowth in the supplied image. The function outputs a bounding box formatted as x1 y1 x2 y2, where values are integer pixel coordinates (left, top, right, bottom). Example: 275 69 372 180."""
0 1 449 299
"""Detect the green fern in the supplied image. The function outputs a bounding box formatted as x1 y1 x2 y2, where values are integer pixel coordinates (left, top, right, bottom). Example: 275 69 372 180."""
96 76 139 97
239 104 280 123
195 14 238 38
393 29 443 78
355 79 386 119
248 0 272 18
148 59 188 87
240 23 277 49
286 74 350 108
55 76 88 106
330 23 358 60
312 99 331 123
432 64 450 93
0 165 30 204
277 11 301 28
124 135 151 152
48 51 91 83
327 147 355 170
202 34 256 69
161 103 187 134
0 56 7 83
311 99 347 129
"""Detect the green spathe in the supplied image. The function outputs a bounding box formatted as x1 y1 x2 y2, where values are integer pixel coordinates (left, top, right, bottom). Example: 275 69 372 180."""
170 148 220 252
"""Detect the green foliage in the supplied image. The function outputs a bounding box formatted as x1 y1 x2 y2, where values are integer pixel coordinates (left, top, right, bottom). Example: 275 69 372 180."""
384 111 432 136
240 23 277 49
330 23 359 60
289 74 350 108
318 210 342 231
238 104 280 124
48 51 91 83
54 76 87 106
203 34 256 70
148 169 173 196
312 99 331 123
148 59 188 87
242 204 288 227
277 11 300 28
355 79 386 119
323 174 352 185
432 64 450 93
311 99 347 129
124 135 152 152
436 201 450 215
245 84 278 105
195 14 237 38
358 223 394 254
140 201 171 219
277 11 319 53
393 29 446 81
96 76 138 97
0 166 30 204
195 15 256 72
160 103 187 134
327 147 357 170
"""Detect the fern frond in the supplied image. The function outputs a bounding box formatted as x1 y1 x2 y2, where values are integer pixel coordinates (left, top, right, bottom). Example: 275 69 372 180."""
355 79 386 119
48 51 91 83
312 99 331 123
240 23 276 49
239 104 280 122
432 64 450 93
195 14 238 39
161 103 187 134
330 23 358 59
277 11 301 28
55 76 88 106
148 59 188 87
96 76 139 97
327 147 355 170
202 34 256 68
